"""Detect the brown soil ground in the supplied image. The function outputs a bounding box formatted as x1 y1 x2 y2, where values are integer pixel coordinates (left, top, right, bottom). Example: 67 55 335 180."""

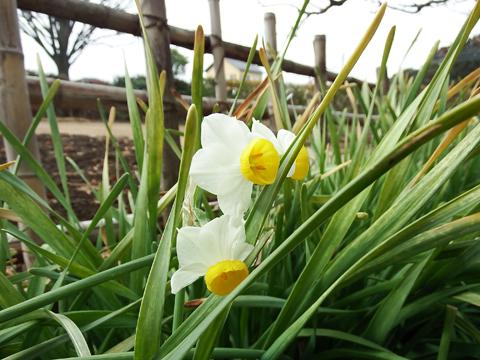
0 133 137 221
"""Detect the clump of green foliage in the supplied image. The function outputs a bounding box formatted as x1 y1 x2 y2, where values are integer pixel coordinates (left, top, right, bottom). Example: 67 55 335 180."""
1 1 480 359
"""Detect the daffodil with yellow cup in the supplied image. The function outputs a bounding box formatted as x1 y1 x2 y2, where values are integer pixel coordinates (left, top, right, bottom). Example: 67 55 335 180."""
190 114 281 215
190 114 309 216
251 120 309 180
170 214 253 296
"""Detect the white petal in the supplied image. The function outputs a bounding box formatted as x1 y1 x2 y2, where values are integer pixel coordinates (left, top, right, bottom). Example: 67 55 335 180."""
200 217 227 259
190 144 242 195
226 215 247 244
176 226 217 268
176 215 250 272
197 216 233 264
277 129 297 177
202 214 246 257
277 129 296 154
226 214 246 230
251 120 281 153
201 114 252 154
170 263 205 294
217 179 253 216
231 241 254 261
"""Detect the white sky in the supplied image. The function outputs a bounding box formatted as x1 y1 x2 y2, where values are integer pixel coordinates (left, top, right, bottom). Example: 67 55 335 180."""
21 0 480 84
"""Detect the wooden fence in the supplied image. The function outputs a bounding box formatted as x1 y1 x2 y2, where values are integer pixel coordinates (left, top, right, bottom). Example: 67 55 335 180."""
16 0 349 82
14 0 372 116
27 75 372 122
26 76 233 115
1 0 372 198
0 0 376 242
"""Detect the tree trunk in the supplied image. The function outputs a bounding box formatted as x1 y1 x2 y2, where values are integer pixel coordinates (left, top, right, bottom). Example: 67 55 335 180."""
141 0 180 190
55 17 72 80
54 54 70 80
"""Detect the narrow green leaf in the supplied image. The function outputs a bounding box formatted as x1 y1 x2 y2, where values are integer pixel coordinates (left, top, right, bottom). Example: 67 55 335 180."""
0 176 99 268
0 255 153 323
3 224 137 301
47 310 91 357
0 272 24 309
364 257 429 343
193 305 231 360
0 119 72 215
191 26 204 150
453 291 480 307
229 35 258 116
297 328 407 359
135 105 198 359
125 65 145 171
437 305 458 360
37 58 73 219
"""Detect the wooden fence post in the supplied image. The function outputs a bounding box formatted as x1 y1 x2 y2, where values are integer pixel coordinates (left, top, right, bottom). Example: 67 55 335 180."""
313 34 327 89
264 12 278 129
208 0 227 102
1 0 46 267
0 0 45 193
264 12 277 58
140 0 180 189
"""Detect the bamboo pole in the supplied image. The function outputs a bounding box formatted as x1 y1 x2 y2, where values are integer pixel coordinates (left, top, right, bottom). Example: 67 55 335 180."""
264 12 277 58
313 34 327 89
208 0 227 102
0 0 46 267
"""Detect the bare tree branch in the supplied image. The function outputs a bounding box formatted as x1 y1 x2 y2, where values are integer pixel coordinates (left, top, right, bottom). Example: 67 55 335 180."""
384 0 455 13
258 0 465 16
20 12 55 57
304 0 349 16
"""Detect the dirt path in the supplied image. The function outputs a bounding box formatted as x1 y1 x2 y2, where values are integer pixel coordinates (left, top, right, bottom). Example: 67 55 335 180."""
0 132 137 221
36 118 138 138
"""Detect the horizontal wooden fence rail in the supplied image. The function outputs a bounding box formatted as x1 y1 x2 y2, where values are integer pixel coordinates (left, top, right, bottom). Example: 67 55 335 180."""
16 0 364 84
27 77 373 122
27 76 231 115
27 76 147 112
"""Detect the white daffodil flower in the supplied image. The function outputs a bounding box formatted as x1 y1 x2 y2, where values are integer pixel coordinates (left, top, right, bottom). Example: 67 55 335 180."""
170 215 253 296
251 120 310 180
190 114 281 215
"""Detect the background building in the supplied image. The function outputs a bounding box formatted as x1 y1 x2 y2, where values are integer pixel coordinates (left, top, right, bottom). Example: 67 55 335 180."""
206 58 263 82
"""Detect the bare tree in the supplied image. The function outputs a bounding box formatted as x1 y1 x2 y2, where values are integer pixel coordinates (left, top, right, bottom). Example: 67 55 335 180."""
19 0 126 80
259 0 472 16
